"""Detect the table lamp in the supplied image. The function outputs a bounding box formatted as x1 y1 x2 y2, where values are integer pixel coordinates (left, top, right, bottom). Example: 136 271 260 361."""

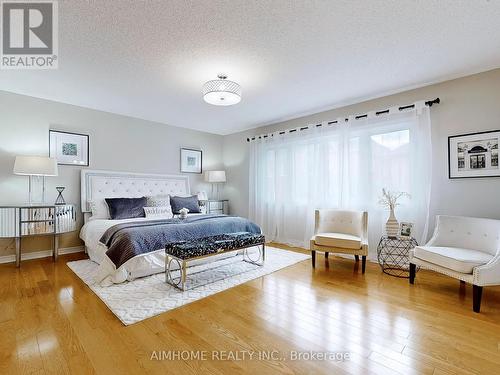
13 156 58 204
204 170 226 200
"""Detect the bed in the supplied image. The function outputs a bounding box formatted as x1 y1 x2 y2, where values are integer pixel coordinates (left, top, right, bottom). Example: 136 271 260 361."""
79 169 260 286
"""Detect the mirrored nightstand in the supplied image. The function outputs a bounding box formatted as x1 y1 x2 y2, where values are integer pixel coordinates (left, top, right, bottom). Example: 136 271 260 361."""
0 204 77 267
206 200 229 215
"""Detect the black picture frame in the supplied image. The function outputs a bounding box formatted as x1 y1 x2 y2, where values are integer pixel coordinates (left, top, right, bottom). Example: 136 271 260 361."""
49 130 90 166
448 130 500 179
180 148 202 174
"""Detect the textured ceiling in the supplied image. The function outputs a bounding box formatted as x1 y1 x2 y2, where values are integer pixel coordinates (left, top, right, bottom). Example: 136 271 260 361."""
1 0 500 135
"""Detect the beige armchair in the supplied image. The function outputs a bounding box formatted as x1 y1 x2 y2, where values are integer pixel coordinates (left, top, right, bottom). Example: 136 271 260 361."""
410 215 500 313
310 209 369 273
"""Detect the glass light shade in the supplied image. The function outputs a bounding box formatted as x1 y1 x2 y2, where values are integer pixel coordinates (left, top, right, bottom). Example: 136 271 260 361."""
13 156 58 176
202 77 242 106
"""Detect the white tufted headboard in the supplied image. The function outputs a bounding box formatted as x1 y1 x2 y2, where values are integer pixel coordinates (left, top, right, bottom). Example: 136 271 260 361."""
81 169 190 221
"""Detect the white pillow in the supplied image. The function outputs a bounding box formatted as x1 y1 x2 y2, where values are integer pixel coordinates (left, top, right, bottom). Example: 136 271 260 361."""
88 199 110 219
143 206 173 219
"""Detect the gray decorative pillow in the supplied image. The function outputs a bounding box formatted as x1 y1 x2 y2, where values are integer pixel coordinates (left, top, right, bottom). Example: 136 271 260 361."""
88 199 110 219
105 197 147 220
170 195 201 214
146 194 170 207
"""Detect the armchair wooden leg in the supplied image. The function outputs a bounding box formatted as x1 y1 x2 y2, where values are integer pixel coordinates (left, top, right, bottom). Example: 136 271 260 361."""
325 252 329 259
361 256 366 274
409 263 416 284
354 255 359 261
473 285 483 313
311 250 316 268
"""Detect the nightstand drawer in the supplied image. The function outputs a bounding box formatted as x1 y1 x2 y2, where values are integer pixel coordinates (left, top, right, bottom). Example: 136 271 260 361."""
208 201 223 210
206 200 229 215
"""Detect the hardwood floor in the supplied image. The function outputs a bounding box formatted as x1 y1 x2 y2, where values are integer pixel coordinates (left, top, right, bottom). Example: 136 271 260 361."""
1 245 500 375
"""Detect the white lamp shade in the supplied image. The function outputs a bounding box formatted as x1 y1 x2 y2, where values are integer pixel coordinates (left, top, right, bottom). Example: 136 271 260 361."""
204 170 226 183
13 156 58 176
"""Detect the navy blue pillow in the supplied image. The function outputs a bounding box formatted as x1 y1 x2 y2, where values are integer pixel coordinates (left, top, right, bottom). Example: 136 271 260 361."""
105 197 147 220
170 195 201 214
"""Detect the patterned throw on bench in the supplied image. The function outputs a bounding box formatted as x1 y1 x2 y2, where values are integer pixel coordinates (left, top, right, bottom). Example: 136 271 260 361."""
165 232 265 259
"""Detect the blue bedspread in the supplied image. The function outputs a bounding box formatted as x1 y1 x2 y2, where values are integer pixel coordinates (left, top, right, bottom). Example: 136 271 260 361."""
99 215 261 268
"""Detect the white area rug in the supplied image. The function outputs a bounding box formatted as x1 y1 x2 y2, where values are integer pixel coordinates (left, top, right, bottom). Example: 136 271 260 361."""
67 247 309 325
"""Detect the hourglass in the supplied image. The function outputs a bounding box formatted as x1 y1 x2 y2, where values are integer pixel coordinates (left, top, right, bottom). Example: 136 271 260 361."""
55 186 66 205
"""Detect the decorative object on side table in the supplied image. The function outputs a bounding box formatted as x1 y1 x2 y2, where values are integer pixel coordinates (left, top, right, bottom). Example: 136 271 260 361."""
180 148 202 173
13 156 59 204
379 188 410 237
205 170 226 200
197 191 208 213
55 186 66 205
377 235 418 278
49 130 89 166
399 222 413 238
0 204 77 267
178 207 189 219
448 130 500 179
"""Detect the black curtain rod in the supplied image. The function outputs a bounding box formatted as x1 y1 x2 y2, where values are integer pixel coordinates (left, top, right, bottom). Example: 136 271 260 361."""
247 97 440 142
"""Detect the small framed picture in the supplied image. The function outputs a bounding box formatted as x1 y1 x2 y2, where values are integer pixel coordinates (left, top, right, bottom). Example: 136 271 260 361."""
180 148 202 174
448 130 500 179
49 130 89 166
399 222 413 238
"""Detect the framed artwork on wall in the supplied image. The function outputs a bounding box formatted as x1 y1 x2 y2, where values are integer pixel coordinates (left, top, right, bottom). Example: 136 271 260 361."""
180 148 202 174
448 130 500 179
49 130 89 166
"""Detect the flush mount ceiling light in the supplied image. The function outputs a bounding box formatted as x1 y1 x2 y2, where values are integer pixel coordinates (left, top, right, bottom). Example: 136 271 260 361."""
202 74 242 106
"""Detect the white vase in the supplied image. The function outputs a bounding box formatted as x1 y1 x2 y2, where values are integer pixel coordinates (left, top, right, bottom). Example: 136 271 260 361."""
385 207 399 237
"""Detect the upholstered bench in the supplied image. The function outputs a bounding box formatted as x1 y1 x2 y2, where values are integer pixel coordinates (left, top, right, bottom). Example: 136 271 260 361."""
165 232 265 290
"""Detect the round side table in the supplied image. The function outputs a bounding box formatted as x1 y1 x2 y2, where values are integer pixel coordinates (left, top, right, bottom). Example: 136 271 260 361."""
377 236 418 278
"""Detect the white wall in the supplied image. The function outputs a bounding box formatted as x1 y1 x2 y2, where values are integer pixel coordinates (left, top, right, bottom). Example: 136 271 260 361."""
2 68 500 255
0 91 224 255
224 68 500 238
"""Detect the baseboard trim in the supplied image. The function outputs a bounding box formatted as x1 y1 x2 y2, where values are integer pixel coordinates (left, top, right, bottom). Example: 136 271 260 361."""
0 246 85 264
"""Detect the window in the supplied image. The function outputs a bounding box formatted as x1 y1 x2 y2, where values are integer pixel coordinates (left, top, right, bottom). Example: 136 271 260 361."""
249 108 432 248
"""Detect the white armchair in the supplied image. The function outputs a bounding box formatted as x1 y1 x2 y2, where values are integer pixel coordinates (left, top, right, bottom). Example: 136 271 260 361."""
310 209 368 273
409 215 500 313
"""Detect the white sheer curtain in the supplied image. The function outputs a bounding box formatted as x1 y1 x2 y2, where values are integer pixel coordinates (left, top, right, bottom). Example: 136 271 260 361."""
249 102 432 257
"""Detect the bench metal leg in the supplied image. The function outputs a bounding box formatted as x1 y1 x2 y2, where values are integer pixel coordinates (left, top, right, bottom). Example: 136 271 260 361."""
243 244 265 266
166 255 187 291
181 261 187 291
